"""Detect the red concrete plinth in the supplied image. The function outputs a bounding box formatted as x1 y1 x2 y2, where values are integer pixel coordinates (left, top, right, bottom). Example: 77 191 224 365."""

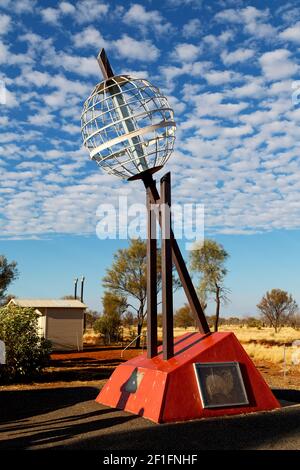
96 332 280 423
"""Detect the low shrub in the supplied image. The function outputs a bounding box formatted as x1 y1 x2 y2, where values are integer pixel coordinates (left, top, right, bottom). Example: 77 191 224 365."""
0 305 52 382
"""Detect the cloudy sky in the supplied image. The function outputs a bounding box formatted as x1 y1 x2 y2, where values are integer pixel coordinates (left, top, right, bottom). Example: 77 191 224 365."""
1 0 300 315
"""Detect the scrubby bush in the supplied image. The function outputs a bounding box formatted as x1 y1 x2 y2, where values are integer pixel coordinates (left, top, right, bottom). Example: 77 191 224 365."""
94 313 122 344
245 317 263 328
174 304 195 329
0 305 52 382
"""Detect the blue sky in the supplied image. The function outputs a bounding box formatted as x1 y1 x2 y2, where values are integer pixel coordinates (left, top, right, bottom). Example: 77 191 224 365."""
0 0 300 316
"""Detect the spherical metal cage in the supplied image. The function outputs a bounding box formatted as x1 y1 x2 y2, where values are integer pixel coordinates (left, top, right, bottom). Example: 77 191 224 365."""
81 75 176 179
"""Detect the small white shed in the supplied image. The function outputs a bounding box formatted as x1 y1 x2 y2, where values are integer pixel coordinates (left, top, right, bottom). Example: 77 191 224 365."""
9 299 86 351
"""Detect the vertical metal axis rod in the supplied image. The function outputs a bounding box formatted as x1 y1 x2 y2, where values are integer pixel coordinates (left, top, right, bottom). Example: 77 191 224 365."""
146 186 158 358
144 172 210 335
97 48 115 79
161 172 174 360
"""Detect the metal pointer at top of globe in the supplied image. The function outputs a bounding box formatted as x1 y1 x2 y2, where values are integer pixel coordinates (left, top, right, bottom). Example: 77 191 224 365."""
81 48 176 180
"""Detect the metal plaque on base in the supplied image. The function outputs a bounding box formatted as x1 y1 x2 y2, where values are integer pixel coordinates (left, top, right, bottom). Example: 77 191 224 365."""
194 361 249 409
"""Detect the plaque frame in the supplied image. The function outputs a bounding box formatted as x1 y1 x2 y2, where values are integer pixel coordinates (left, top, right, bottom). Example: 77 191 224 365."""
193 361 249 409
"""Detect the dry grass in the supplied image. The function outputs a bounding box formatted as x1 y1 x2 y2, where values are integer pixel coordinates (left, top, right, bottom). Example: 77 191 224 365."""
220 325 300 346
83 331 101 346
220 326 300 365
242 343 290 364
83 325 300 366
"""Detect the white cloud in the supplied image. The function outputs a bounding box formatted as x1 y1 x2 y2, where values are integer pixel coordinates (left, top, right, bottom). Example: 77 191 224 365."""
215 6 276 39
0 14 11 35
259 49 298 81
0 40 32 67
43 50 100 77
113 35 159 62
17 161 54 171
160 63 190 83
3 87 17 108
62 123 81 134
0 41 8 64
1 0 300 241
192 92 248 118
204 70 240 86
215 9 240 23
0 0 35 14
221 48 255 65
280 21 300 43
40 1 108 26
40 7 60 25
0 116 9 126
242 6 276 38
124 4 172 35
160 60 211 87
60 2 76 15
168 95 186 114
73 26 106 49
171 43 201 62
182 18 201 38
203 32 233 50
74 0 108 24
28 110 55 126
221 124 253 138
229 80 265 99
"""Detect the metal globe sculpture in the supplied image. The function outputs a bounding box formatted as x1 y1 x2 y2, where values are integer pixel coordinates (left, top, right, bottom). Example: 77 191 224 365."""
81 50 176 180
84 49 281 426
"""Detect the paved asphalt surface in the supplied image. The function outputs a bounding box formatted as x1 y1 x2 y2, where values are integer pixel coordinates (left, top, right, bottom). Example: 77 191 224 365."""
0 385 299 450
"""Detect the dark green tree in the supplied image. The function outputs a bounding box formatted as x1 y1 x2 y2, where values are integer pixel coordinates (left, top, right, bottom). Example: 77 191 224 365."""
257 289 298 333
174 304 195 329
103 238 179 348
190 239 230 332
94 292 127 343
0 255 18 304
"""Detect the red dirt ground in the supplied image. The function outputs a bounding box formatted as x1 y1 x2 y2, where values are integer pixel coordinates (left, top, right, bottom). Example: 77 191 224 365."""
1 346 299 390
51 346 142 362
49 346 300 390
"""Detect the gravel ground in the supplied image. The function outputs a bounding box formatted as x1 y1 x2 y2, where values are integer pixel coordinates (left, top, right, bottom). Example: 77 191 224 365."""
0 385 299 450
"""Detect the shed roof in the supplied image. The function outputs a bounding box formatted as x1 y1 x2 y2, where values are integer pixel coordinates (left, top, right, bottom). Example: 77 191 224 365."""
9 299 86 309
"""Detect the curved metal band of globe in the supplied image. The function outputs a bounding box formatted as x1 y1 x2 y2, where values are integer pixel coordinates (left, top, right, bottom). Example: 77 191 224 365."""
82 81 171 125
82 106 174 144
85 84 166 112
93 141 173 168
85 75 164 102
82 99 173 149
89 121 175 159
96 141 174 179
94 144 174 179
82 91 171 123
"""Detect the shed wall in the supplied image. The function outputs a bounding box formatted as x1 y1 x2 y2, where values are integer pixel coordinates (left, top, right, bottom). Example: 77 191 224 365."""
46 308 84 351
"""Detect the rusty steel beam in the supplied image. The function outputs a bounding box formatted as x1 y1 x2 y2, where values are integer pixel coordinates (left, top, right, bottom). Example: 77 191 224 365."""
144 174 210 335
97 48 115 80
161 172 174 359
146 187 158 358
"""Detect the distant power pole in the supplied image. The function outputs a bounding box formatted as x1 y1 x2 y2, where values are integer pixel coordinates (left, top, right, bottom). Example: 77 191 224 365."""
81 276 86 332
74 278 78 299
80 276 85 303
